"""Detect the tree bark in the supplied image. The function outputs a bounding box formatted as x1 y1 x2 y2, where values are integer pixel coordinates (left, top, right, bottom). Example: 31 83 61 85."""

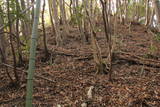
52 0 63 46
145 0 150 26
16 0 24 66
83 0 90 43
149 8 155 27
25 0 41 106
0 16 6 62
42 0 49 59
48 0 56 35
152 0 160 31
60 0 69 39
100 0 113 81
7 0 19 82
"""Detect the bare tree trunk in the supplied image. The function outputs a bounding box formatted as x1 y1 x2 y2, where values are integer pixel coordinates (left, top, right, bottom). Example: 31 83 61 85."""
90 0 94 18
20 0 32 42
69 0 73 18
118 0 124 24
16 0 24 66
52 0 63 46
83 0 90 43
100 0 113 81
7 0 19 82
72 0 76 15
85 8 106 74
0 5 13 82
113 0 118 41
63 0 67 23
42 0 49 59
149 8 155 27
94 0 99 24
107 0 111 23
124 0 128 23
31 0 35 23
152 0 160 31
60 0 69 39
145 0 150 26
48 0 56 36
60 0 66 25
135 1 140 22
0 17 6 62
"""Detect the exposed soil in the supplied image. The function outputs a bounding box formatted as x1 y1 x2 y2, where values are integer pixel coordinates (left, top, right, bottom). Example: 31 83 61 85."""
0 22 160 107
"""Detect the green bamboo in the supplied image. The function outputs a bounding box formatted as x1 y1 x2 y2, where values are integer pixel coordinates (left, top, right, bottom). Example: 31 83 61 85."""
25 0 41 106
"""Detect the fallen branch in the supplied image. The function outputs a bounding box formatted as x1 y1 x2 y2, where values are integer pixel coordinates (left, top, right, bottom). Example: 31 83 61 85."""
75 51 160 68
75 54 105 60
0 63 55 83
0 97 24 105
117 51 160 68
54 51 79 57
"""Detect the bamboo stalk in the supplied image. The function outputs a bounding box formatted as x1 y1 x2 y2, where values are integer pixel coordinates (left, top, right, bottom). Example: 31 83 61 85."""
25 0 41 106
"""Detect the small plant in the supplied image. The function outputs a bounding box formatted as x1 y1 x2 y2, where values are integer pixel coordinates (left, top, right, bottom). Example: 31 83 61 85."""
154 32 160 41
148 43 157 54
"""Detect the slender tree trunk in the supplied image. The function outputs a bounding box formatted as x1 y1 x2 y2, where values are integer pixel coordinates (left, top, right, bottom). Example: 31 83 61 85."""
94 0 99 24
145 0 150 26
7 0 19 82
85 8 105 74
69 0 73 18
152 0 160 31
16 0 24 66
52 0 63 46
48 0 56 36
25 0 41 106
124 0 128 23
0 6 13 82
0 24 5 62
90 0 94 18
59 0 66 24
72 0 76 15
31 0 35 23
118 0 123 24
100 0 113 81
20 0 32 42
0 11 6 62
42 0 49 59
149 8 155 27
60 0 69 38
135 1 140 22
83 0 90 43
114 0 118 37
107 0 111 23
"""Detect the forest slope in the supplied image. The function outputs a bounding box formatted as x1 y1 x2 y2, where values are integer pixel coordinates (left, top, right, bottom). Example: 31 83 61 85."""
0 22 160 106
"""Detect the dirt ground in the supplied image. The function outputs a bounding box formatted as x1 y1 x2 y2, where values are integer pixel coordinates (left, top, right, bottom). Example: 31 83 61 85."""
0 22 160 107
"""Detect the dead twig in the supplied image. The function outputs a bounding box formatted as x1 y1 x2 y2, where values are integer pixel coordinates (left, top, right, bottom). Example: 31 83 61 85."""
0 63 55 83
0 96 24 105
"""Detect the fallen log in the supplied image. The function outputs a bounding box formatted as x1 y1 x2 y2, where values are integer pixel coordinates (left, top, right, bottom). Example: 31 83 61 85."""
117 51 160 68
75 51 160 68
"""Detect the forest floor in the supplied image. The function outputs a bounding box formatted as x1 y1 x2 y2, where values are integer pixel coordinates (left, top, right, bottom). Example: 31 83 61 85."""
0 21 160 107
